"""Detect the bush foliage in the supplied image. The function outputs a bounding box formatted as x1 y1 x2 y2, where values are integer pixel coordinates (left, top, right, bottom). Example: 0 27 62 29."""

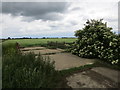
70 19 120 65
2 44 60 88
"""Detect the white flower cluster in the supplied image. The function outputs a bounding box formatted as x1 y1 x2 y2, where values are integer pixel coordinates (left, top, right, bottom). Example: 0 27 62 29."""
111 60 118 64
70 19 119 65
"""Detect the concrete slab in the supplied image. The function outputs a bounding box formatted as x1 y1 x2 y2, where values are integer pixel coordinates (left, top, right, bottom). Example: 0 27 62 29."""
66 69 118 88
45 53 95 70
22 48 63 55
91 67 120 83
21 47 46 51
38 49 63 54
66 71 106 88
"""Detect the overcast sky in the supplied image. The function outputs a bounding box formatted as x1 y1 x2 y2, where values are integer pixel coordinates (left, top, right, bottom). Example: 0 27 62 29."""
1 0 119 38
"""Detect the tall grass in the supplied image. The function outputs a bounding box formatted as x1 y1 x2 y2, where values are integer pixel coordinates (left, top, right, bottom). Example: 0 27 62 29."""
2 43 60 88
2 43 17 55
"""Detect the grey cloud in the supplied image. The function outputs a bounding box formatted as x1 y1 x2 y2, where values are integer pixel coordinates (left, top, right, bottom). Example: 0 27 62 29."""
70 21 78 25
0 2 2 13
71 7 81 11
22 12 64 22
2 2 69 21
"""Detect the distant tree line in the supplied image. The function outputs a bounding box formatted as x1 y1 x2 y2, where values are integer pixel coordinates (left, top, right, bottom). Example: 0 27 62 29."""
6 37 76 40
7 37 32 39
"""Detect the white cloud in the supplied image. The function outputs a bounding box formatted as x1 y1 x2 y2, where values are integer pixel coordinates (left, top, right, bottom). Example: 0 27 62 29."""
1 1 118 38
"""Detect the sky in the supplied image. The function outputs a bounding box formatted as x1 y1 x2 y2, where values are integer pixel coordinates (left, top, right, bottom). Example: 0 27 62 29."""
1 0 119 38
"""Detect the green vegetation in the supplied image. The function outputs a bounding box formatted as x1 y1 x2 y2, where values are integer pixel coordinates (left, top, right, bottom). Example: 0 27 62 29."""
93 60 120 70
59 64 95 77
2 44 61 88
3 38 77 47
70 19 120 65
47 41 73 49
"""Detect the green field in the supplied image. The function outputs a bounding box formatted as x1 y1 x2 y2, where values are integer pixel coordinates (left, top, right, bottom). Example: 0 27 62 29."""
3 38 77 47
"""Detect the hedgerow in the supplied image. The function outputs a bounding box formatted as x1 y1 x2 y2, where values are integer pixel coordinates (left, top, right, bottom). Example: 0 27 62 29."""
70 19 120 65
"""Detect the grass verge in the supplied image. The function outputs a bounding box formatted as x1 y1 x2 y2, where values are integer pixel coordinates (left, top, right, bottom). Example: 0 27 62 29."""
93 60 120 71
59 64 96 77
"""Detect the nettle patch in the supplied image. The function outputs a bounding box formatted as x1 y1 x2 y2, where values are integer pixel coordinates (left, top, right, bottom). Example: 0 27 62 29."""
70 19 120 65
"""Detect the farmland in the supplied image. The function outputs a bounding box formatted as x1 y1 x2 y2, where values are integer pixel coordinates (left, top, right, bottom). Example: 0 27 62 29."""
3 38 77 47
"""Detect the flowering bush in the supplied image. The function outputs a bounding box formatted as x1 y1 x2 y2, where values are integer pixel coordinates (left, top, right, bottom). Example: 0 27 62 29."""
71 19 120 65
